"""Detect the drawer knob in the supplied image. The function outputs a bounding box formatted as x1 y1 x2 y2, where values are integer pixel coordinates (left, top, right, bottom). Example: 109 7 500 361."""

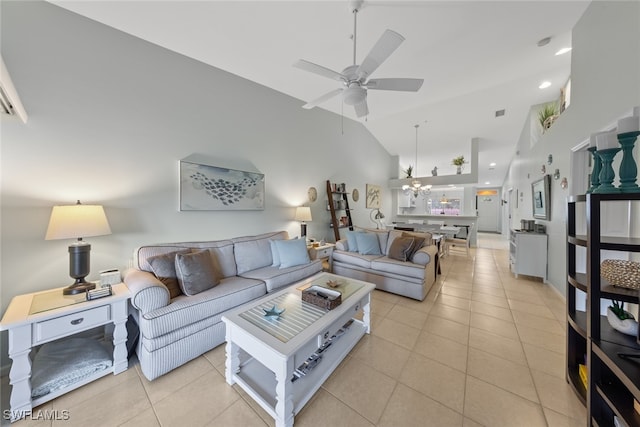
70 318 84 325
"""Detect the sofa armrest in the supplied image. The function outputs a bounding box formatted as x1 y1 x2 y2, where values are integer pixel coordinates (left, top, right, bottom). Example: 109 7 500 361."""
336 239 348 251
124 268 170 314
411 244 437 266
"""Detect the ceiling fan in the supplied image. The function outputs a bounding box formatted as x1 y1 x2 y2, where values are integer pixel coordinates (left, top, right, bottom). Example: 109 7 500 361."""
293 0 423 118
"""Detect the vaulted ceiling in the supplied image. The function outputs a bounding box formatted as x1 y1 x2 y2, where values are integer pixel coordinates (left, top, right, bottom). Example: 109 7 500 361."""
50 0 590 187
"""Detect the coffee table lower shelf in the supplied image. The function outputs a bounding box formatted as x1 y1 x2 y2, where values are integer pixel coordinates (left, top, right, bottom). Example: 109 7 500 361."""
231 319 367 418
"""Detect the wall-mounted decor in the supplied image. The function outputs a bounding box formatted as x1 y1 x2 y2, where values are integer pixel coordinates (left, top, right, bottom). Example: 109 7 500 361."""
531 174 551 220
352 188 359 202
307 187 318 203
179 160 264 211
366 184 381 209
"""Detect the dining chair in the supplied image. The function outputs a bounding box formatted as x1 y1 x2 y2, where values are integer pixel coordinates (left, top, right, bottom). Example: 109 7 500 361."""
446 223 474 257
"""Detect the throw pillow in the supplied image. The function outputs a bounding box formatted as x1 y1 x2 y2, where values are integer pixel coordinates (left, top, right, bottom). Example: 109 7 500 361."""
345 230 361 252
175 250 220 296
274 238 310 269
402 232 426 259
147 249 191 299
269 240 281 267
388 236 416 262
355 232 382 255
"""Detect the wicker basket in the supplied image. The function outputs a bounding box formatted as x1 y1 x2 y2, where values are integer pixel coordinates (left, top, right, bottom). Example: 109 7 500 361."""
601 259 640 290
302 286 342 310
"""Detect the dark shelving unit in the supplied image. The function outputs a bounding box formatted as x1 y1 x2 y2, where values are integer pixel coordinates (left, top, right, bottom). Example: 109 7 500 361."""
567 193 640 426
326 180 353 242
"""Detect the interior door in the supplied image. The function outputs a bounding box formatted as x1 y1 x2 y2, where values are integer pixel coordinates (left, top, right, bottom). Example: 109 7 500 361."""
477 193 500 232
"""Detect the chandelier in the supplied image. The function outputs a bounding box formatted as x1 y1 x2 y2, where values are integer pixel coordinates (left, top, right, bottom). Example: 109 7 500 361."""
402 124 432 198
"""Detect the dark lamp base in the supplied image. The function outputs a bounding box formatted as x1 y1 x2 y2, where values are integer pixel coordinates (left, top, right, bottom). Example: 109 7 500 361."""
63 282 96 295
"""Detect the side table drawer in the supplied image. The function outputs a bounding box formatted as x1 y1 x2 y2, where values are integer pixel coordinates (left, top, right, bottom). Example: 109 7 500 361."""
34 305 111 344
314 247 332 259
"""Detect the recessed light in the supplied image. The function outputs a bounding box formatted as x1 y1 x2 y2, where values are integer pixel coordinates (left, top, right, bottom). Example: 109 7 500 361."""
489 162 497 167
485 181 491 185
539 81 552 89
555 47 572 56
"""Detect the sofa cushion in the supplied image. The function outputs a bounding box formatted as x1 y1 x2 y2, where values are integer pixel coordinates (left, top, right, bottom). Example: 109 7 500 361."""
274 238 310 268
388 236 416 262
332 250 381 269
239 260 323 292
345 231 361 252
270 240 281 266
354 227 389 256
175 250 221 296
355 232 382 255
233 231 288 274
147 249 191 299
371 256 426 280
402 232 426 259
140 276 267 339
135 241 236 278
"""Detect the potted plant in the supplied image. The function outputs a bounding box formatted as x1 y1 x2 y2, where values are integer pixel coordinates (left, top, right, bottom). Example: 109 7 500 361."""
607 300 639 336
452 155 465 174
402 165 413 178
538 102 559 133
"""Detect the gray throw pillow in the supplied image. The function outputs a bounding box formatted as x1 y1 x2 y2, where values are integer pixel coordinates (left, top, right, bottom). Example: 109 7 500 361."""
175 250 220 296
388 236 416 262
402 232 426 259
147 249 191 299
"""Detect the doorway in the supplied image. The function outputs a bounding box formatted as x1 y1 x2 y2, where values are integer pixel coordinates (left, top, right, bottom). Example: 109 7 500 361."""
476 189 500 233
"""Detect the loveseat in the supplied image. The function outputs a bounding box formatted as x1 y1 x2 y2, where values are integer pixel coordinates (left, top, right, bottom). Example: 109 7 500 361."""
332 228 438 301
124 231 322 380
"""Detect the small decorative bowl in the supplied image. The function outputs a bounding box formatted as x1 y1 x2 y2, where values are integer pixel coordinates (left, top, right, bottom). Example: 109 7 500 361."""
601 259 640 289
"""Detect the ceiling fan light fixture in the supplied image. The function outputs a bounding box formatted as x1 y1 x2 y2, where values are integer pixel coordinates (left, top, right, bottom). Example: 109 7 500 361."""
343 85 366 105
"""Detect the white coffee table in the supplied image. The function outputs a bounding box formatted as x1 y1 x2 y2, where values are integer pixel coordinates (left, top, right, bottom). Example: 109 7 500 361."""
222 272 374 427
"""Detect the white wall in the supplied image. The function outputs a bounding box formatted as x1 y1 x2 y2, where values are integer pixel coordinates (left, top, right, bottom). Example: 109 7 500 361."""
0 1 395 365
501 1 640 296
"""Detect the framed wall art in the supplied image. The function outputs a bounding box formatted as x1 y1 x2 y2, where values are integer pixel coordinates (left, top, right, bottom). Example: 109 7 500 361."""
179 160 265 211
366 184 381 209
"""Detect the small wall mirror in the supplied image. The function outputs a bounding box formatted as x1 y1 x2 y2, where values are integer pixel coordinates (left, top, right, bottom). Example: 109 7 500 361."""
531 174 551 220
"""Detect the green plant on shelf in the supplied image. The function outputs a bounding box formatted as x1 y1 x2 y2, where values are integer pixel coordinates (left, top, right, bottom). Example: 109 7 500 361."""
452 156 465 166
610 300 635 321
403 165 413 178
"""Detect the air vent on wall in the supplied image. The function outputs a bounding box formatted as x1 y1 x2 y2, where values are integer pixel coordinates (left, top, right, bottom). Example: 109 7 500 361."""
495 109 505 117
0 56 28 123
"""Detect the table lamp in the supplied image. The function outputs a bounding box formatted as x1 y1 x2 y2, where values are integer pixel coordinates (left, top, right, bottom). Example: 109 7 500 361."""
294 206 312 238
45 200 112 295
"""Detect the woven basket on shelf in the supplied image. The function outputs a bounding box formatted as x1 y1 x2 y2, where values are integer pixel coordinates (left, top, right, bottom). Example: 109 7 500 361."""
601 259 640 289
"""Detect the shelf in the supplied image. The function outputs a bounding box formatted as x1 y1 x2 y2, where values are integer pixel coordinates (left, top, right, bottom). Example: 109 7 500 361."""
600 277 640 303
568 235 588 247
568 194 587 203
592 339 640 400
568 272 588 292
597 236 640 251
568 367 588 403
595 382 640 427
568 310 588 338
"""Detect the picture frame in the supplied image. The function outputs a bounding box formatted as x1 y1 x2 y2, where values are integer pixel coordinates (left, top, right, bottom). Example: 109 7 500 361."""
531 174 551 220
366 184 381 209
179 160 265 211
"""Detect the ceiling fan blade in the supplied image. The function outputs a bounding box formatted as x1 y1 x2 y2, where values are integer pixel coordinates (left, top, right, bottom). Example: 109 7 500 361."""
366 78 424 92
356 29 405 80
302 88 343 109
354 99 369 118
293 59 346 82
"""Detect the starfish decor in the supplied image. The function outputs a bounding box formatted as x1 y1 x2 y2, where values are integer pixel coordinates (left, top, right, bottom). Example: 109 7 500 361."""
263 305 285 319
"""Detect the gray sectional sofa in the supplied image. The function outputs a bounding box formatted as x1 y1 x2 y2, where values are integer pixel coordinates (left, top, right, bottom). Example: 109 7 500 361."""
332 228 438 301
124 231 322 380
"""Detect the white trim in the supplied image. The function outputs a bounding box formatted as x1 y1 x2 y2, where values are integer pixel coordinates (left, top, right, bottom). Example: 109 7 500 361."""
0 55 28 123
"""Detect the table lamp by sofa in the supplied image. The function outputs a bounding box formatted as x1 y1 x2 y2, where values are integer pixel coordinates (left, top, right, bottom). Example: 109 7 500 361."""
45 200 112 295
294 206 312 238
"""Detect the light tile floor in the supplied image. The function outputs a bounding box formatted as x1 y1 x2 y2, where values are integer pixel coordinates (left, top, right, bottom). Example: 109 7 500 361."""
1 233 587 426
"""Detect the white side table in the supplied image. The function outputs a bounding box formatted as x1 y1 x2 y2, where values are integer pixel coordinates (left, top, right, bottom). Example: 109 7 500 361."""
0 283 130 422
308 243 335 272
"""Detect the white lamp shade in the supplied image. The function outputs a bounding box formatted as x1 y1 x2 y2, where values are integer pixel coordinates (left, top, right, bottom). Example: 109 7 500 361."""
45 203 111 240
294 206 312 222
